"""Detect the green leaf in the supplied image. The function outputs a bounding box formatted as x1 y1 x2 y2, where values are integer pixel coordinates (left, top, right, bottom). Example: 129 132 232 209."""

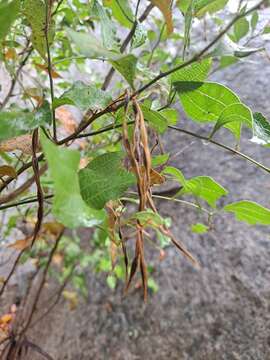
41 133 105 228
191 223 209 234
103 0 134 28
133 210 165 227
224 201 270 225
0 0 20 41
110 54 137 87
152 153 170 167
180 176 228 208
67 30 137 86
194 0 229 17
263 26 270 34
163 166 186 186
251 112 270 145
54 81 112 111
141 105 168 134
210 103 253 140
251 11 259 32
171 58 212 83
66 28 119 59
23 0 55 59
159 108 179 126
0 103 51 141
91 0 117 50
173 81 240 122
234 17 249 42
212 35 263 58
79 152 135 210
131 23 147 49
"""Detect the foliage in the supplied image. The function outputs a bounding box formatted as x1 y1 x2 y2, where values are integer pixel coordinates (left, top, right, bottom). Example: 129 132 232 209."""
0 0 270 355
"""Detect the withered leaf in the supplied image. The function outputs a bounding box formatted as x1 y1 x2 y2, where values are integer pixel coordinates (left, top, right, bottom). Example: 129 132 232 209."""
150 0 173 34
0 134 34 154
0 165 17 179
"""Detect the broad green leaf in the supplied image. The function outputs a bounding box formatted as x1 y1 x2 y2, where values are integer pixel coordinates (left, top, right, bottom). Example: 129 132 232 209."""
110 54 137 87
164 166 227 208
194 0 229 17
23 0 55 59
79 152 135 210
251 11 259 32
53 81 112 111
0 102 51 141
210 103 253 140
67 30 137 86
163 166 186 186
103 0 134 28
171 58 212 83
234 17 249 42
180 176 228 208
224 201 270 225
173 81 240 122
66 28 119 59
159 108 179 126
0 0 20 41
141 105 168 134
212 35 263 58
91 0 117 50
150 0 173 34
41 133 105 228
251 112 270 145
152 153 170 167
191 223 209 234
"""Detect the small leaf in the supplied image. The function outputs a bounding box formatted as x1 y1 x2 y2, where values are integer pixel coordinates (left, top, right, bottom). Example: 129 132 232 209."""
62 290 78 310
191 223 209 234
251 112 270 145
263 26 270 34
210 103 253 140
150 0 173 34
234 17 249 42
131 23 147 49
173 81 240 122
224 201 270 225
133 210 165 227
152 153 170 167
163 166 186 186
141 105 168 134
8 237 32 251
159 109 179 126
79 152 136 210
251 11 259 32
41 132 105 228
0 0 20 41
110 54 137 87
212 35 263 58
54 81 112 111
0 165 17 179
180 176 228 208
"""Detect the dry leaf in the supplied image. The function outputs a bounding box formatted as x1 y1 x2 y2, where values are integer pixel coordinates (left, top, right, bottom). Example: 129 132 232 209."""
0 314 12 325
56 107 78 134
52 253 63 266
149 168 166 186
35 63 61 78
0 165 17 179
8 236 32 251
79 157 89 169
42 222 64 236
63 290 78 310
0 134 34 154
24 87 44 106
150 0 173 34
4 48 16 60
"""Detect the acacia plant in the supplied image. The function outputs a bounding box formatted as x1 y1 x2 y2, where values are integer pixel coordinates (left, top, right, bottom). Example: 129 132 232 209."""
1 0 270 357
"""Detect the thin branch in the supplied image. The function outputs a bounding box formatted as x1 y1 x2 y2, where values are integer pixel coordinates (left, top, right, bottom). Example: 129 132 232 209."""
101 3 154 90
0 194 53 211
168 125 270 174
